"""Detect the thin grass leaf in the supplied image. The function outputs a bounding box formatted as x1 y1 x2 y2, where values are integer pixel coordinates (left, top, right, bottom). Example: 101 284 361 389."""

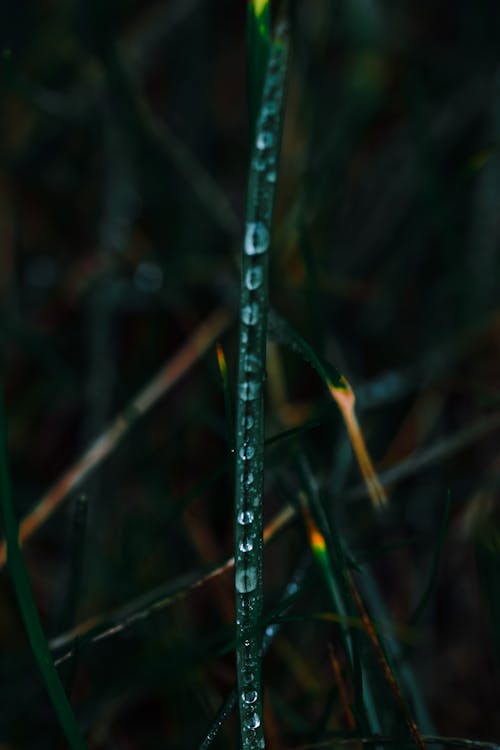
247 0 271 137
296 457 427 744
199 559 309 750
216 341 235 450
0 394 87 750
297 476 382 740
0 309 230 568
199 689 238 750
234 20 289 750
346 579 425 749
268 310 387 508
51 503 296 662
346 411 500 503
327 642 358 739
355 567 435 735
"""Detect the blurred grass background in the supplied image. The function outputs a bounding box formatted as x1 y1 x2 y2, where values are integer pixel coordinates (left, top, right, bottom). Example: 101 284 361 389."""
1 0 500 747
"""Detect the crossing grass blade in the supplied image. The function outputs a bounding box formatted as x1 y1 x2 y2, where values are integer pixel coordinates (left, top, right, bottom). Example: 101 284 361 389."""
269 310 387 508
235 20 289 748
296 452 382 740
0 394 87 750
198 561 308 750
0 309 230 569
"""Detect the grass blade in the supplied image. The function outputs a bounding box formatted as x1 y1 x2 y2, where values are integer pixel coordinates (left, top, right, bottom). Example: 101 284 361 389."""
235 22 289 748
268 311 387 508
297 458 382 740
247 0 271 137
0 309 230 568
216 341 235 450
199 560 309 750
0 394 87 749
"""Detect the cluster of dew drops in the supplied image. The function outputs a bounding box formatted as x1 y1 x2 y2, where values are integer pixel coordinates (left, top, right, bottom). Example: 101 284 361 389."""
235 44 287 749
237 60 284 530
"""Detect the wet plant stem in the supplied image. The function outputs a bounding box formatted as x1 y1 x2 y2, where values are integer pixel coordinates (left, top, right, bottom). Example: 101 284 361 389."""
234 21 289 750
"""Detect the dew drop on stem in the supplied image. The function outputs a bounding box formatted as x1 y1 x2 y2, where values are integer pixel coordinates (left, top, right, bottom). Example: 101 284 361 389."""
245 222 270 256
235 567 257 593
238 510 254 525
242 303 259 325
245 266 264 290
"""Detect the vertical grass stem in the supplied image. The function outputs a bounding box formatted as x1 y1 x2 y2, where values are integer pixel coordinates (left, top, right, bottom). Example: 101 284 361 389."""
235 22 289 750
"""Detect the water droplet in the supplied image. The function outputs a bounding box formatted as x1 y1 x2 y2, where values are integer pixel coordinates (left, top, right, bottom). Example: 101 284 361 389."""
239 381 260 401
265 625 276 638
259 739 265 749
243 690 258 704
244 712 261 731
244 415 254 430
239 444 255 461
266 170 277 184
243 354 260 373
235 566 257 593
245 266 263 290
245 471 255 486
242 303 259 326
256 131 274 150
253 156 267 172
245 222 270 256
239 536 254 553
238 510 254 525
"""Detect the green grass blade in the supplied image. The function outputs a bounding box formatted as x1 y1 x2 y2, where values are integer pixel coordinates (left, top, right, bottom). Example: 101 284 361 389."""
235 21 289 749
199 560 308 749
296 452 382 739
0 394 87 750
247 0 271 138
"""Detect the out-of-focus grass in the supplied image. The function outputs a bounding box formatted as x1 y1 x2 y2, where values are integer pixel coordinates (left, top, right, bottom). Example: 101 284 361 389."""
1 0 500 748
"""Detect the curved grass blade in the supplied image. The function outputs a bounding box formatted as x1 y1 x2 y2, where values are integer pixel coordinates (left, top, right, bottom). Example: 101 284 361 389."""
234 21 289 750
268 311 387 508
0 394 87 750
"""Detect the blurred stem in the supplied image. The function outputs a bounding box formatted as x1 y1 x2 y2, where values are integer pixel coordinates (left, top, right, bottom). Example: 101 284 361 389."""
247 0 271 140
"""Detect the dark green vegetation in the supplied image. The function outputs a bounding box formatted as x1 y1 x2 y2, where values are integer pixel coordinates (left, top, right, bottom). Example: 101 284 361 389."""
1 0 500 748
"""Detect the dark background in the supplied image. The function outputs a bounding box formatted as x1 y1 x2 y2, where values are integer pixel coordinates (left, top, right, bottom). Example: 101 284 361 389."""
1 0 500 747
